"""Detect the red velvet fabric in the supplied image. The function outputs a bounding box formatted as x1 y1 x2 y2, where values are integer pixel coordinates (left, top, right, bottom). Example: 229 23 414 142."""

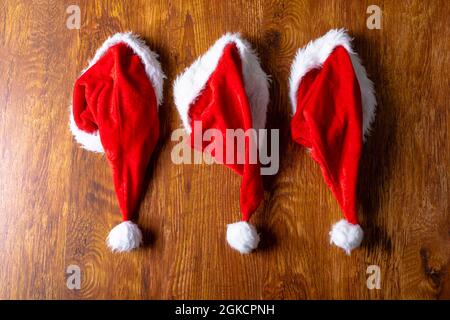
188 43 264 222
291 46 362 225
72 43 160 221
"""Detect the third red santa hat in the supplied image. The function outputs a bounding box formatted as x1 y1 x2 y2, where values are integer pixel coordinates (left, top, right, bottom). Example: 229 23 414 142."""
289 29 376 254
173 33 270 254
69 32 165 252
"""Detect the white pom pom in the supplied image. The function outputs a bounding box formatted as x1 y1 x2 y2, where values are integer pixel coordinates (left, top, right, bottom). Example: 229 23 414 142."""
106 221 142 252
226 221 260 254
329 219 363 255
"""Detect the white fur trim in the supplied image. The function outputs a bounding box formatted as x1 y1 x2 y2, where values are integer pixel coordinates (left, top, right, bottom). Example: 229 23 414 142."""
82 32 165 107
329 219 363 255
226 221 260 254
69 106 104 153
106 221 143 252
173 33 270 134
288 29 376 141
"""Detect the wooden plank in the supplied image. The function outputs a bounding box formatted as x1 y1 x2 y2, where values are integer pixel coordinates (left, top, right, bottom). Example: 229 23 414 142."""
0 0 448 299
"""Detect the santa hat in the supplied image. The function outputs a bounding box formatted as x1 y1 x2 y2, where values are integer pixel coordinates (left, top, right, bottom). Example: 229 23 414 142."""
289 29 376 255
173 33 270 254
69 32 165 252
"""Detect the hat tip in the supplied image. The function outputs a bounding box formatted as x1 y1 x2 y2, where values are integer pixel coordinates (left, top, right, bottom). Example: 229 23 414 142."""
107 221 143 252
226 221 260 254
329 219 363 255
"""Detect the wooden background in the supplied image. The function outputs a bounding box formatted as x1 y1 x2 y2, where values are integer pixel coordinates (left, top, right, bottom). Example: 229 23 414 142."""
0 0 449 300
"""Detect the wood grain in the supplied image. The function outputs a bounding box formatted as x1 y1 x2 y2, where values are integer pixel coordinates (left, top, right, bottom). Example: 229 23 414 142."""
0 0 449 299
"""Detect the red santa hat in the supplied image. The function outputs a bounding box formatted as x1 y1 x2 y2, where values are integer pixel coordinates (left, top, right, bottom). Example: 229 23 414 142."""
69 32 165 252
289 29 376 254
173 33 270 253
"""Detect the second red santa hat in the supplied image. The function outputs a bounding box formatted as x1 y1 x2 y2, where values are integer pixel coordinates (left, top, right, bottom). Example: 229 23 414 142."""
289 29 376 254
70 32 164 252
173 33 270 254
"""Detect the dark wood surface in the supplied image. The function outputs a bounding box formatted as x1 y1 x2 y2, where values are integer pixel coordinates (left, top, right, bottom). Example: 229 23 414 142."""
0 0 449 299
